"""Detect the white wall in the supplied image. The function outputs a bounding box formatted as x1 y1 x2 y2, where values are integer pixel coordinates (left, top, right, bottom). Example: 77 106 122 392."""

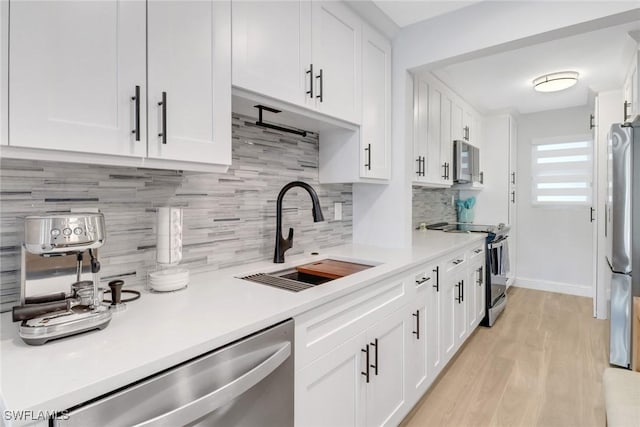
352 1 639 248
515 106 594 296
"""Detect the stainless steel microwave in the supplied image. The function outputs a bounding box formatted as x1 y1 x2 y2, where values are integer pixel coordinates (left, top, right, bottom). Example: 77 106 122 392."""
453 140 480 184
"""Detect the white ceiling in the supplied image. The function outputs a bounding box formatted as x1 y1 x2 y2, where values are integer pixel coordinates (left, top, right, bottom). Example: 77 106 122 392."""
430 21 640 115
372 0 482 28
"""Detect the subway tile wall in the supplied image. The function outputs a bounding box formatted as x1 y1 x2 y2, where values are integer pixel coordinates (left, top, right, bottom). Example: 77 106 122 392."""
0 114 353 311
412 186 459 228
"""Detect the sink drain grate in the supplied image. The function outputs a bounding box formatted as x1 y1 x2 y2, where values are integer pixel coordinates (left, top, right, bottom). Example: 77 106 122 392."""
240 273 314 292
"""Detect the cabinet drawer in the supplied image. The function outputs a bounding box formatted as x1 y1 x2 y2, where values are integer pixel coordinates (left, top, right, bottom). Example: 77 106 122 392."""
444 251 466 273
295 276 408 369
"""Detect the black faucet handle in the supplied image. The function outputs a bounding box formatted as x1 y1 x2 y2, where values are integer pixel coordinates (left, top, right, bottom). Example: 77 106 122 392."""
286 227 294 242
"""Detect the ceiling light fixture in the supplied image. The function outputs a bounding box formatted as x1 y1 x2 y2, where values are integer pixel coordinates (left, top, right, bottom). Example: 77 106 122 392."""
533 71 579 93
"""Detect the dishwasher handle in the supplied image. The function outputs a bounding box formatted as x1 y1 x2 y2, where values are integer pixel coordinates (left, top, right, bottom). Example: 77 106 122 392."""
134 341 291 427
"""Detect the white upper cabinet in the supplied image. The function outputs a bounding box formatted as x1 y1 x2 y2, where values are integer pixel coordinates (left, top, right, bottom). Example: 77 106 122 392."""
9 1 147 157
360 24 391 180
311 1 362 124
147 0 231 165
232 1 311 107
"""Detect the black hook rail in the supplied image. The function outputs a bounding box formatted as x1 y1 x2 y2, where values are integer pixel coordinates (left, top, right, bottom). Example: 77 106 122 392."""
254 105 308 137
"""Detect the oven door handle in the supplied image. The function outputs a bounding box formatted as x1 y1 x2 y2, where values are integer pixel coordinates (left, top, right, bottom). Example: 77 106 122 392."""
133 342 291 427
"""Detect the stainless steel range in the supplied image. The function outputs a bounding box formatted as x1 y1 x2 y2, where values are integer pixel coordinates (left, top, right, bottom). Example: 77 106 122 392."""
427 222 511 326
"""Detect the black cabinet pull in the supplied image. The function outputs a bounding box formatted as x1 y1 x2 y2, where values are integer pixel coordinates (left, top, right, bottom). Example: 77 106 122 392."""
361 344 370 383
364 144 371 170
306 64 314 99
433 266 439 292
442 163 447 179
511 190 516 204
461 279 464 302
316 69 323 102
477 267 483 286
158 92 167 144
421 157 425 176
511 172 516 185
590 207 595 222
131 85 140 141
415 276 431 285
479 171 484 184
370 338 379 376
455 281 461 303
589 113 595 130
412 310 420 339
463 126 470 141
624 101 629 121
446 162 450 180
416 157 421 176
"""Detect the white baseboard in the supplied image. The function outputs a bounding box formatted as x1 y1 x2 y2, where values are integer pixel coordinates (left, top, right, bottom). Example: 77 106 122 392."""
513 277 593 298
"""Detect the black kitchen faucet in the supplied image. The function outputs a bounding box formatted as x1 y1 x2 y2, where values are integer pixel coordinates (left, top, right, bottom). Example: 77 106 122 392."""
274 181 325 263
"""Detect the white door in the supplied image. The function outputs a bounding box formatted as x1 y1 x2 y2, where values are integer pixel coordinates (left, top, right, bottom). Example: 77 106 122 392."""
311 1 361 124
413 78 429 183
296 332 367 427
508 116 518 285
366 308 407 427
426 85 443 184
441 271 457 362
147 0 231 165
232 1 311 107
9 1 146 156
426 265 443 376
406 297 428 402
360 25 391 180
440 95 453 185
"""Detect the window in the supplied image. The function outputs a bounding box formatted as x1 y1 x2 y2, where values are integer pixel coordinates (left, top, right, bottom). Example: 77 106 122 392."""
531 135 593 206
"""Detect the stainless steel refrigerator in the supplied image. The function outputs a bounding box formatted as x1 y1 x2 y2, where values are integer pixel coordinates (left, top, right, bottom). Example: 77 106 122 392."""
607 117 640 368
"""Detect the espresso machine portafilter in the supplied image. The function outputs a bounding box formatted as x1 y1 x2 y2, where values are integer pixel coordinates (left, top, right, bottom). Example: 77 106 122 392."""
12 213 112 345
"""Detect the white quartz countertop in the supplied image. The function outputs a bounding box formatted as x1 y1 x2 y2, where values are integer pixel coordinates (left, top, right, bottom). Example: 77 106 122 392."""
0 230 484 415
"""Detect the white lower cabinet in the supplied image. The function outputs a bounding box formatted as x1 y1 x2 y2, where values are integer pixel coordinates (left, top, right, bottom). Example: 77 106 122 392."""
296 332 367 427
295 240 486 427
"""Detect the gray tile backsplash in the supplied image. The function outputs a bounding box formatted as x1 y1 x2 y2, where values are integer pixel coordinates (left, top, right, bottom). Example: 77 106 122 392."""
0 114 352 311
412 186 459 228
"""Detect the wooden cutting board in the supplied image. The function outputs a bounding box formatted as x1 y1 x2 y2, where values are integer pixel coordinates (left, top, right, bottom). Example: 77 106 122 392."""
296 259 372 280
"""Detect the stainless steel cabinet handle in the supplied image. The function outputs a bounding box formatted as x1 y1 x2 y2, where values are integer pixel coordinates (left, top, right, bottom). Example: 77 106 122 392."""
413 310 420 339
131 85 140 141
306 64 314 99
361 344 370 383
433 267 439 292
158 92 167 144
133 342 291 427
624 100 629 121
370 338 379 376
316 69 323 102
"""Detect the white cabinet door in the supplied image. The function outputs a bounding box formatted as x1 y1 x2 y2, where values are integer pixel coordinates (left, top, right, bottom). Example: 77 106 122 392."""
147 0 231 165
453 271 467 348
9 1 146 156
406 299 428 401
426 85 443 184
451 102 464 142
296 332 367 427
360 24 391 180
366 308 408 427
311 1 361 124
413 78 429 183
426 265 443 376
441 270 457 363
232 1 311 107
440 95 453 185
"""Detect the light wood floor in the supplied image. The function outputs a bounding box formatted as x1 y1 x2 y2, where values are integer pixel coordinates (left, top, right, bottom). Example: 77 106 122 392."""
401 287 610 427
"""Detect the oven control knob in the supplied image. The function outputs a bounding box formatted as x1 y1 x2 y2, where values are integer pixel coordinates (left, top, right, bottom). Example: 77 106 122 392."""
50 228 61 237
62 228 72 236
73 227 83 235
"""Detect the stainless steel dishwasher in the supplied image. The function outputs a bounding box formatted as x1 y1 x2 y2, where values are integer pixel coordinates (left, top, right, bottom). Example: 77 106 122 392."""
55 319 293 427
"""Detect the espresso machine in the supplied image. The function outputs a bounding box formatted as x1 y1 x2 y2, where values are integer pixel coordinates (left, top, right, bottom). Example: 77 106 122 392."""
12 213 112 345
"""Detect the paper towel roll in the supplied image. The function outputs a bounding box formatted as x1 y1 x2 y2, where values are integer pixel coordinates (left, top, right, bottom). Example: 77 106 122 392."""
157 207 182 264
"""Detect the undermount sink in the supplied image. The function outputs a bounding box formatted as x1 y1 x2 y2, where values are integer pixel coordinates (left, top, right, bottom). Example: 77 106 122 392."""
239 259 375 292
